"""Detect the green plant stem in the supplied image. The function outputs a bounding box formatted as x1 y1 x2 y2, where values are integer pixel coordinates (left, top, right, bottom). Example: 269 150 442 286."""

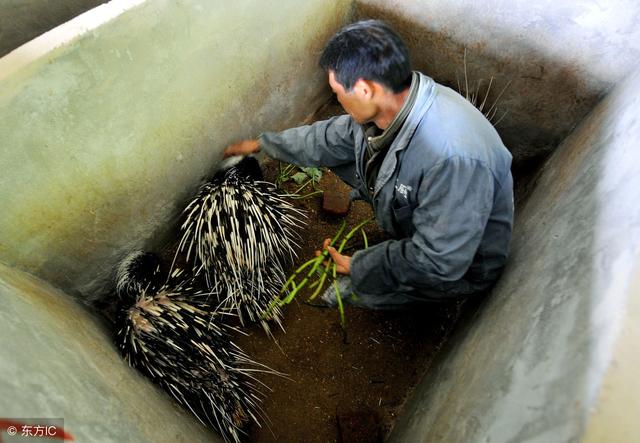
278 221 347 305
337 218 373 253
275 163 297 188
290 190 323 200
333 263 345 327
308 259 332 301
279 258 319 304
294 179 313 194
281 257 316 293
270 217 373 321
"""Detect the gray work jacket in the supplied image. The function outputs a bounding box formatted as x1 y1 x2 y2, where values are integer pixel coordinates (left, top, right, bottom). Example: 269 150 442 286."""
260 72 514 300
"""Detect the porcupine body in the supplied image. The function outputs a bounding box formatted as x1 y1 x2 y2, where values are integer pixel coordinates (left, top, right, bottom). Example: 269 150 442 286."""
115 252 269 443
175 156 306 333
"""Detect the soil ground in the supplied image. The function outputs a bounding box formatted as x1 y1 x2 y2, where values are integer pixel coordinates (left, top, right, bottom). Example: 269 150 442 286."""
232 155 463 443
102 99 466 443
101 98 535 443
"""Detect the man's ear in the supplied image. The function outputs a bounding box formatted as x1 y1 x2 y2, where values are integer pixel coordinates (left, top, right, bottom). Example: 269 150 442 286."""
352 79 375 99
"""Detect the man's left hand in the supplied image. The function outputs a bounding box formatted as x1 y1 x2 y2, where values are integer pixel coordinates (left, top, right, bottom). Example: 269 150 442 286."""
316 238 351 275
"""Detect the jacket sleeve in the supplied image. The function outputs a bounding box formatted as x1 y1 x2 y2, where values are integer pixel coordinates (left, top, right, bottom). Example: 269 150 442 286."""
259 115 356 167
349 155 496 296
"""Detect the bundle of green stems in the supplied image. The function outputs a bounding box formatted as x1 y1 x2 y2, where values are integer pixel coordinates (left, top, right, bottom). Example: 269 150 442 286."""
268 218 372 326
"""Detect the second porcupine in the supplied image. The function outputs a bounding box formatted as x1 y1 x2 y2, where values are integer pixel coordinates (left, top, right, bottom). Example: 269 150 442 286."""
115 251 274 443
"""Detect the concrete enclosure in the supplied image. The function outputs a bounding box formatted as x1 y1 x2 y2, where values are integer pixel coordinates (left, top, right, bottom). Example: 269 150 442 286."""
1 0 638 442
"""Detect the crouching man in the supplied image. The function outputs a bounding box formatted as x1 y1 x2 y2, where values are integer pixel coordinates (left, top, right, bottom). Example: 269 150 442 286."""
224 20 514 309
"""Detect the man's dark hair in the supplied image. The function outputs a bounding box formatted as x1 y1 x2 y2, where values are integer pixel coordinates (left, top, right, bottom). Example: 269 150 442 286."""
319 20 412 93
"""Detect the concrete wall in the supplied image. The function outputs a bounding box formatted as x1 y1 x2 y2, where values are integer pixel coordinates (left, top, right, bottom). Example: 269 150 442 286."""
0 0 350 303
0 0 109 58
0 262 221 442
354 0 640 176
389 69 640 443
368 3 640 439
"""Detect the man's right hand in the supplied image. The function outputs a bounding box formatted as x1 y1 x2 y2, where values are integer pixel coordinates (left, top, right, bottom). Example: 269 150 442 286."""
224 139 260 157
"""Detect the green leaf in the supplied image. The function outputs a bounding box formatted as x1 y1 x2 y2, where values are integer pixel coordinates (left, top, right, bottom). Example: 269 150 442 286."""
302 167 323 182
291 172 308 184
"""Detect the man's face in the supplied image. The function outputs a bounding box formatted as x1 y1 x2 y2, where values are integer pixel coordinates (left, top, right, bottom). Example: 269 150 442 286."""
328 71 376 124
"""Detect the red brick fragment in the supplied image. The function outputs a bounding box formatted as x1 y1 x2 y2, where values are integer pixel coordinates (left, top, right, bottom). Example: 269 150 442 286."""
321 172 351 216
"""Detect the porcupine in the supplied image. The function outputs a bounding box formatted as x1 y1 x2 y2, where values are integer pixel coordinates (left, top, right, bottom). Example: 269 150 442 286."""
115 250 165 298
114 251 272 443
174 156 306 334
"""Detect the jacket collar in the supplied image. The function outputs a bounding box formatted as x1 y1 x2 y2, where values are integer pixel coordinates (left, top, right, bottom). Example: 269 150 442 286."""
372 72 437 196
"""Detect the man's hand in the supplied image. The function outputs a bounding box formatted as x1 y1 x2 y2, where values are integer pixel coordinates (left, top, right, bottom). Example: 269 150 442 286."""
224 139 260 158
316 238 351 275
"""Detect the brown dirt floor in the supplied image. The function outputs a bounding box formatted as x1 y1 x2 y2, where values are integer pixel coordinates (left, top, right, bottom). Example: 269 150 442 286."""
231 157 463 443
99 99 467 443
98 97 533 443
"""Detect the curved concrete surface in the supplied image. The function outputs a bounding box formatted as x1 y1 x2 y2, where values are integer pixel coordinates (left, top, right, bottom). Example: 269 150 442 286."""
0 262 221 442
389 70 640 443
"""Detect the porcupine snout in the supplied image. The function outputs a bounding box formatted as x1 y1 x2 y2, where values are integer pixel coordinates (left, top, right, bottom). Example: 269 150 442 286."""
115 251 164 301
223 154 264 181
